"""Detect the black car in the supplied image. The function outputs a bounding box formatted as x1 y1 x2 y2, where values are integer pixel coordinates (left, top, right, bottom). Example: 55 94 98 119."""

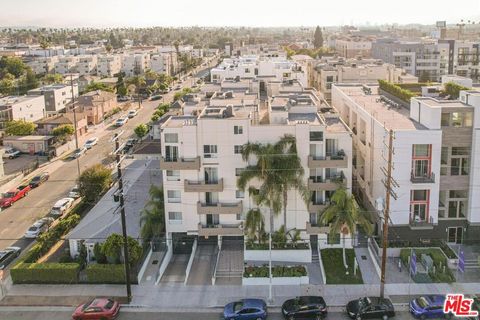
0 247 21 270
346 297 395 320
29 172 49 188
282 296 328 320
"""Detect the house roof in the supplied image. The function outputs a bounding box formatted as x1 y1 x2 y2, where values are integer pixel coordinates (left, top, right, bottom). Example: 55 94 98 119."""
132 140 161 155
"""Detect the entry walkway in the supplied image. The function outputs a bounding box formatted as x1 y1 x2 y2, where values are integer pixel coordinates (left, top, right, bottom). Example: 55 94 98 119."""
186 244 217 285
354 247 379 284
160 254 189 283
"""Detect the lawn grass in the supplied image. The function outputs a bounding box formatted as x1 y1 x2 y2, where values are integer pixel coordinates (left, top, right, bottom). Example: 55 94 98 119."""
321 248 363 284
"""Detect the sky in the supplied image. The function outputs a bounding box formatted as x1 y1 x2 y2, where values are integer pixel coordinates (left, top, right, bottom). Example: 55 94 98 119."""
0 0 479 28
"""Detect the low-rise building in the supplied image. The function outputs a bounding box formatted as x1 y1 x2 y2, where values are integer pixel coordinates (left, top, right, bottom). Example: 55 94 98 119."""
27 84 79 115
27 56 58 75
75 90 118 125
35 112 88 136
122 52 150 76
55 56 80 74
0 95 46 130
335 38 373 58
76 55 98 76
96 54 122 77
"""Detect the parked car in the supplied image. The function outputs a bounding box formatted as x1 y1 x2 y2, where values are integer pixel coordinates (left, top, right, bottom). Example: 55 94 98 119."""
84 137 99 149
117 95 130 102
69 185 80 199
2 147 21 159
150 95 162 101
409 295 446 319
282 296 328 319
29 172 49 188
0 185 31 208
0 246 21 270
72 147 86 159
223 299 267 320
72 298 120 320
115 117 128 127
127 110 138 118
174 85 182 90
346 297 395 320
24 220 48 238
49 197 75 218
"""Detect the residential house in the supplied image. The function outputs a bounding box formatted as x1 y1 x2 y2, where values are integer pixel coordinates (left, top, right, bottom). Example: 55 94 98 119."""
75 90 118 125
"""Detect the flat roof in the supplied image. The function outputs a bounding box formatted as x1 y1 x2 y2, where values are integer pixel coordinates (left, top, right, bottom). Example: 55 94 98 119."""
413 97 472 109
0 95 42 106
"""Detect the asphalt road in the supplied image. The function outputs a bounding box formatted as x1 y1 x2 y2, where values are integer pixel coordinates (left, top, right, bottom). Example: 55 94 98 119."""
0 309 416 320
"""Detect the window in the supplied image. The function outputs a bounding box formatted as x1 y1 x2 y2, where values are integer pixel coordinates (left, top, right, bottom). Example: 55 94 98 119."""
326 75 334 82
168 211 182 223
234 145 243 154
309 131 323 142
410 190 430 223
450 147 470 176
165 145 178 162
234 125 243 134
166 170 180 181
235 168 244 176
167 190 181 203
164 133 178 143
236 190 245 198
412 144 431 178
203 145 218 158
441 112 473 127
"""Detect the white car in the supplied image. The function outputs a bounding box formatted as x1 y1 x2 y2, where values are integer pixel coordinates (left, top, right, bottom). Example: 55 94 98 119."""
68 185 80 199
24 224 46 239
72 147 86 159
84 137 98 149
49 197 75 218
2 147 20 159
115 117 128 127
127 110 138 118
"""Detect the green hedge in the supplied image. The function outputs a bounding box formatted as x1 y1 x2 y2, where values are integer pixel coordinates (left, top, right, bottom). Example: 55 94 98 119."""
378 80 416 102
11 262 80 284
244 265 307 278
86 264 126 284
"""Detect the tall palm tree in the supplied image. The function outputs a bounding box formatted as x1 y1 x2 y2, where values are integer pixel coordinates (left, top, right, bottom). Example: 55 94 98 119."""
140 185 165 246
318 187 372 271
244 208 266 244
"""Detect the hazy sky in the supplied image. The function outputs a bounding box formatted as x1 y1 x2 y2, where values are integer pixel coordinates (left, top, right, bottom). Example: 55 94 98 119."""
0 0 479 27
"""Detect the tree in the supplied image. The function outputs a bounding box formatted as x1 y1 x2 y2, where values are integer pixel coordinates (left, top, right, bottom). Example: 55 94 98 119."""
101 233 142 267
105 44 113 53
442 82 470 100
244 209 265 244
78 164 112 203
93 242 107 264
140 185 165 245
39 38 51 57
126 75 146 108
42 73 63 84
52 124 74 138
19 68 39 94
84 82 114 93
313 26 324 49
0 56 26 78
4 120 35 136
0 73 16 96
318 187 373 271
134 123 149 139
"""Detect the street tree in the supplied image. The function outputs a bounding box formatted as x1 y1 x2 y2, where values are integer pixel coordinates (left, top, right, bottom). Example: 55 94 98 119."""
4 120 35 136
78 164 112 203
313 26 324 49
134 123 149 139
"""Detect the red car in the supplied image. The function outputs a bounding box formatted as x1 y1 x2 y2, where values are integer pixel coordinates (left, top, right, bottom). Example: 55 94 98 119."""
0 184 31 208
72 298 120 320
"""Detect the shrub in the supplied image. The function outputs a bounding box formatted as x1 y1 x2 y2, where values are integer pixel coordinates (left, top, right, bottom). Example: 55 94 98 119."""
442 82 470 100
399 248 455 283
378 80 416 102
243 265 307 278
11 262 80 284
86 264 126 284
78 164 112 203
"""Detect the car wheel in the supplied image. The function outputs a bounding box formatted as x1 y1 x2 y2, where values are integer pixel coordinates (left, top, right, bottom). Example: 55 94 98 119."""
356 316 361 320
382 314 389 320
420 315 426 320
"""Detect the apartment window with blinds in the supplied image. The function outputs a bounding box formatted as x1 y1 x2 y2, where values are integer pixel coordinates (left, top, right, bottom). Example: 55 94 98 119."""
234 145 243 154
234 125 243 134
236 190 245 198
168 212 182 224
203 145 218 158
451 147 470 176
166 170 180 181
410 190 430 223
235 168 245 176
167 190 181 203
165 133 178 143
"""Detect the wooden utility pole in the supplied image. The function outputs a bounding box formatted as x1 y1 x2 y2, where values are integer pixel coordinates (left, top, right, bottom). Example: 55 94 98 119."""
380 129 397 298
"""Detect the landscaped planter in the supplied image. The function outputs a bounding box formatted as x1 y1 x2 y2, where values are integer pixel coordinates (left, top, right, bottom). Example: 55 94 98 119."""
244 248 311 263
243 276 309 285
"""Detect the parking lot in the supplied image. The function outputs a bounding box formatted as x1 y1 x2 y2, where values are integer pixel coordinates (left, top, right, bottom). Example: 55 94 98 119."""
2 154 43 176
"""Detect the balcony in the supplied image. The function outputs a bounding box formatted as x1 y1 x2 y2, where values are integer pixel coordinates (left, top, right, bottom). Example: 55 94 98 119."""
409 216 435 230
308 201 328 213
410 172 435 184
160 156 200 170
308 153 348 169
184 178 224 192
306 222 330 234
308 175 344 191
197 201 243 215
198 223 244 237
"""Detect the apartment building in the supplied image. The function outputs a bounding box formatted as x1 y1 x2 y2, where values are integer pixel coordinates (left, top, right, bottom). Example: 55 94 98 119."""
0 95 46 129
331 83 480 243
121 52 150 76
96 55 122 77
160 81 352 252
54 56 80 74
27 56 58 75
439 40 480 80
76 55 98 76
150 53 176 76
335 38 373 58
75 90 117 125
309 57 417 101
27 84 79 115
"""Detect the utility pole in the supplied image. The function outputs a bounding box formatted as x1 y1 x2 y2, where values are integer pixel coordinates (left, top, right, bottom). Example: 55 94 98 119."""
113 133 132 302
70 74 80 177
379 129 398 298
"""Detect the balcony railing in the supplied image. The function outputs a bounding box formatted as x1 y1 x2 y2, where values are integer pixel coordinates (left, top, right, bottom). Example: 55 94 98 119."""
197 201 243 215
409 216 434 230
308 152 348 169
198 222 244 236
160 156 200 170
308 174 344 191
308 201 328 213
184 178 224 192
306 222 330 234
410 171 435 183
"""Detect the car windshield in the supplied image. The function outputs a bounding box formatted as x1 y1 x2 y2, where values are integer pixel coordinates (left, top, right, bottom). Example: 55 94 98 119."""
2 192 15 198
28 227 38 232
86 139 94 144
71 188 79 192
105 300 114 309
416 297 429 308
31 176 41 181
74 149 81 153
233 302 244 313
82 300 95 311
359 297 371 307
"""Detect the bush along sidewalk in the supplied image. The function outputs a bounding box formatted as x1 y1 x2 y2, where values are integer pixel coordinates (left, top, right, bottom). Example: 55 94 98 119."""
243 265 307 278
11 262 80 284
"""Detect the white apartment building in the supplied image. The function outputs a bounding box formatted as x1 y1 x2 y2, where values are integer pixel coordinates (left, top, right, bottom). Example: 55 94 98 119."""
160 82 353 253
335 38 373 59
76 55 98 76
96 55 122 77
55 56 79 74
150 54 175 76
0 95 46 129
27 56 59 75
332 83 480 243
27 84 78 115
121 53 150 76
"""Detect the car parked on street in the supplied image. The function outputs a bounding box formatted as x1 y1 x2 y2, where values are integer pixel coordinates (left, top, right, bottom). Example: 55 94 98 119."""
282 296 328 319
24 219 49 238
49 197 75 219
0 246 21 270
150 94 163 101
72 147 86 159
115 117 128 127
84 137 99 149
410 295 446 319
2 147 21 159
72 298 120 320
69 185 80 199
127 110 138 118
346 297 395 320
223 299 267 320
0 184 31 208
29 172 49 188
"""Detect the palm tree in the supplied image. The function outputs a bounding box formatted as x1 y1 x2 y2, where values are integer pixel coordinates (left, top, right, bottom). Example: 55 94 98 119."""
126 75 146 109
244 209 266 244
318 187 373 272
140 185 165 246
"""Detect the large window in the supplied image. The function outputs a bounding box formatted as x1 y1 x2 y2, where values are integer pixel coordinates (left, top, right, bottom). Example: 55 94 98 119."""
450 147 470 176
448 190 467 219
164 133 178 143
309 131 323 142
168 212 182 224
410 190 430 223
412 144 431 178
167 190 181 203
166 170 180 181
165 145 178 162
203 145 218 158
234 145 243 154
441 112 473 127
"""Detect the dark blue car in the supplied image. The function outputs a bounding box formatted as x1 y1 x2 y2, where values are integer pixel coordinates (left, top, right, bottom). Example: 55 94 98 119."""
224 299 267 320
410 295 446 319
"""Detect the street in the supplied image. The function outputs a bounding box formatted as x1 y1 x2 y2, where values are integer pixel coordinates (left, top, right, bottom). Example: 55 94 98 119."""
0 308 415 320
